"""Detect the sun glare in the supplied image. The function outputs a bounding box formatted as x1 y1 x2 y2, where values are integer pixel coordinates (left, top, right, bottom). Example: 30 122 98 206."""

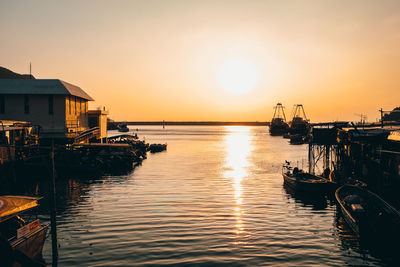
217 59 259 95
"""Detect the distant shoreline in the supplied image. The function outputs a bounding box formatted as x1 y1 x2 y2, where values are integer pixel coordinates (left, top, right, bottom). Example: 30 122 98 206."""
112 121 270 126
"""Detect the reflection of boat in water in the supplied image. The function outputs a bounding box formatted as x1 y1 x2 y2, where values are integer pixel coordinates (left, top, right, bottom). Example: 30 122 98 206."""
282 163 337 194
335 184 400 240
289 104 310 137
117 123 129 132
269 103 289 136
0 195 49 266
289 134 305 145
283 184 328 210
334 208 360 249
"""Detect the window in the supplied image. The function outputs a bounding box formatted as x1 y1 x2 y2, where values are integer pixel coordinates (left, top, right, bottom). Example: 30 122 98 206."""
0 95 4 114
24 95 30 114
48 95 54 115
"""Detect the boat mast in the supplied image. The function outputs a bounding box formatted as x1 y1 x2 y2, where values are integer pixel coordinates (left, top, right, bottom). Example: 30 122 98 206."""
292 104 308 121
273 103 287 122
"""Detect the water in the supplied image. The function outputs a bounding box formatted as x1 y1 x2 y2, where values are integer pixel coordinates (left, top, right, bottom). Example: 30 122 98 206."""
13 126 396 265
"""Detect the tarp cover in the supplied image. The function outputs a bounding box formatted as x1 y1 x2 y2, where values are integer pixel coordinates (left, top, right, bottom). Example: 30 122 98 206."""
0 196 39 222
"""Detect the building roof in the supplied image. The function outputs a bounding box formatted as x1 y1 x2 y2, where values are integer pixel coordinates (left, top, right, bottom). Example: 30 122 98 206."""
88 109 109 115
0 79 94 101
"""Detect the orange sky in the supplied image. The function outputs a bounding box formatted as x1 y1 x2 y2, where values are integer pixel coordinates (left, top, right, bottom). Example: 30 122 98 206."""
1 0 399 122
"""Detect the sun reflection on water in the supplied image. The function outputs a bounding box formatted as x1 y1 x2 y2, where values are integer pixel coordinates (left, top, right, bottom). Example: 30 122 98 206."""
223 126 254 236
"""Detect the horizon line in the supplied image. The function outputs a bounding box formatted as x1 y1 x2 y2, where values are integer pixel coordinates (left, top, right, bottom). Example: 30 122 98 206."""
111 121 270 126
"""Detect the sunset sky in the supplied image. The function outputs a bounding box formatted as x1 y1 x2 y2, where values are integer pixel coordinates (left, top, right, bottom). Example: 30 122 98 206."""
1 0 399 122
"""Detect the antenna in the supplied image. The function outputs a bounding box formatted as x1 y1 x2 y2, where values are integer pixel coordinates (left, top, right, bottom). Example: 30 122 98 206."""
29 62 32 78
354 113 367 125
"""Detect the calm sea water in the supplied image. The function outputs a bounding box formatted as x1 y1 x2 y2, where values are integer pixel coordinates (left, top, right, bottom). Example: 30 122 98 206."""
28 126 395 266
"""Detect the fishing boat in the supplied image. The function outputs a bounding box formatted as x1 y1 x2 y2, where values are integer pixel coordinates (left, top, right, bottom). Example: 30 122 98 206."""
288 104 310 136
282 163 336 193
0 195 49 266
335 184 400 239
117 123 129 132
269 103 289 136
108 134 139 143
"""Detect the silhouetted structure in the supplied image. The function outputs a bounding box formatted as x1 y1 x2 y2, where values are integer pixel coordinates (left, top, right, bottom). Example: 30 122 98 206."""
289 104 310 136
307 121 400 206
0 79 93 141
269 103 289 136
382 107 400 122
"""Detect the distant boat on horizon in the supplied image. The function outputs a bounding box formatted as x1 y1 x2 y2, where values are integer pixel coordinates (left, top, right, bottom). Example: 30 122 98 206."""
117 122 129 132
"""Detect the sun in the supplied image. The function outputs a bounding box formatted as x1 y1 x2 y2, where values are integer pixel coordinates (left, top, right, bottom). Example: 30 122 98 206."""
217 59 259 95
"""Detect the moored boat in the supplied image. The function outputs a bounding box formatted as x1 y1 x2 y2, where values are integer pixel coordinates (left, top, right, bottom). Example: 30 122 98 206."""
269 103 289 136
282 164 336 193
335 184 400 240
117 123 129 132
288 104 310 136
0 195 49 266
148 143 167 153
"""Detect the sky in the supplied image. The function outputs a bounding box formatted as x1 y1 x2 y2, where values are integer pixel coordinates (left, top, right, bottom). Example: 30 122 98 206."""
1 0 400 122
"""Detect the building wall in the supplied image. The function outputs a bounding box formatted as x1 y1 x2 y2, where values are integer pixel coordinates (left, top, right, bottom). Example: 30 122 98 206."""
88 110 108 141
0 94 66 133
65 95 89 133
99 113 107 139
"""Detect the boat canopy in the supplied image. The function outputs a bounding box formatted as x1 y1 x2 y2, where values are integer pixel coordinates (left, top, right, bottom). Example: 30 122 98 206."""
0 196 40 223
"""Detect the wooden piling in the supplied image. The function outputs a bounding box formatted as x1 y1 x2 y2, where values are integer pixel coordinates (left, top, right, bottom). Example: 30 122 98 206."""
49 140 58 267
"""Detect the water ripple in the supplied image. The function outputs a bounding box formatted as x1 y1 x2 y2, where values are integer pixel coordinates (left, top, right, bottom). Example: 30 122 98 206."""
36 126 391 266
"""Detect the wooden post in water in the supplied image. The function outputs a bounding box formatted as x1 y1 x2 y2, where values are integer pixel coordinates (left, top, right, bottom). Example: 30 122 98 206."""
308 143 313 174
49 140 58 267
325 145 330 171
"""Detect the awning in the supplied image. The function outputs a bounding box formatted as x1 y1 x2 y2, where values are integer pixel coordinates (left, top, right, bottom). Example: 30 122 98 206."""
0 196 40 222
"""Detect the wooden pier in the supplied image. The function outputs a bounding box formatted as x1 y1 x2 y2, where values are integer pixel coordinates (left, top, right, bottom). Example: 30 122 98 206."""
307 121 400 206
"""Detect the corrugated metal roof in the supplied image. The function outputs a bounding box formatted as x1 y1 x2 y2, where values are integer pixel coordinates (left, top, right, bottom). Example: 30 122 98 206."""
0 79 94 101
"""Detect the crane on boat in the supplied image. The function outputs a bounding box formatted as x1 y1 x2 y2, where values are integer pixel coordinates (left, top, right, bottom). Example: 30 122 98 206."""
269 103 289 136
